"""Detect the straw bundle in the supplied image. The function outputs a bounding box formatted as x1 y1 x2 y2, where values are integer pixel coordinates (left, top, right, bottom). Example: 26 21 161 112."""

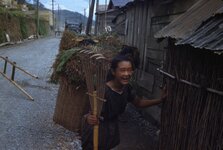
52 31 121 132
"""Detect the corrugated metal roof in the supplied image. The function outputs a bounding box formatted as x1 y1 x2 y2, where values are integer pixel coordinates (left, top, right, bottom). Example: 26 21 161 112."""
110 0 134 7
176 15 223 51
155 0 223 40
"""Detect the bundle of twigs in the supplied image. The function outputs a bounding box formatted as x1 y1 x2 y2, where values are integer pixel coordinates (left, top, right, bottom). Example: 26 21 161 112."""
52 31 121 133
159 43 223 150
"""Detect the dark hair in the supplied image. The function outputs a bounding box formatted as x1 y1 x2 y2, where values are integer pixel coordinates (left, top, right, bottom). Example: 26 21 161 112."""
119 45 140 68
106 55 134 81
110 55 134 71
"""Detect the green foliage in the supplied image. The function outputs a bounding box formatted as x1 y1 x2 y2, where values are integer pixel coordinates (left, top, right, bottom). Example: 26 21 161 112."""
0 7 4 13
10 11 25 17
56 48 81 73
38 20 48 36
0 7 25 17
19 16 28 39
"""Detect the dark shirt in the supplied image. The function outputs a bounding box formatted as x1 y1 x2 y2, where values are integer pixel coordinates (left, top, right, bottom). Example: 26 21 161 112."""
81 84 136 150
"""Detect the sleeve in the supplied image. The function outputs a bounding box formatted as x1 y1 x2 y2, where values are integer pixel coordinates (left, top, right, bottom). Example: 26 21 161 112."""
127 85 137 102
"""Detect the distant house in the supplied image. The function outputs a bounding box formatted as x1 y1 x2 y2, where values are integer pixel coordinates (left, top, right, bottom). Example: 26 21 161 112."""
155 0 223 149
0 0 12 7
95 0 133 34
95 4 113 34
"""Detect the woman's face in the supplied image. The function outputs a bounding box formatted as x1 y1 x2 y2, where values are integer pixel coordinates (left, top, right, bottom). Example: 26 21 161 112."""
112 61 133 85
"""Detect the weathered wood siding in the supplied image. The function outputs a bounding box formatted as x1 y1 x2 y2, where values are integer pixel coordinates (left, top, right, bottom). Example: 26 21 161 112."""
117 0 198 98
96 9 121 34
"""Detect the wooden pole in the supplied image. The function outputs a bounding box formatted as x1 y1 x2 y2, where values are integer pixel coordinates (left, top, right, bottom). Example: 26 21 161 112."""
52 0 55 31
0 71 34 100
3 57 8 74
86 0 95 35
36 0 40 38
11 62 16 80
93 91 99 150
0 56 38 79
95 0 99 35
157 68 223 96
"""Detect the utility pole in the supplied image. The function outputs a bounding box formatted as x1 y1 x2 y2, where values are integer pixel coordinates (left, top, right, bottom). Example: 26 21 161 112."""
57 4 60 31
52 0 55 31
84 8 86 33
86 0 95 35
36 0 39 38
94 0 99 35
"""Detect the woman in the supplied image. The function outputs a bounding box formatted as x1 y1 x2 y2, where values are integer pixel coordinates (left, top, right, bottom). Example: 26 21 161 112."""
82 55 166 150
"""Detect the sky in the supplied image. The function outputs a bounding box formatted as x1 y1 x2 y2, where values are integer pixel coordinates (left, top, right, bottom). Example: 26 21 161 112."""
39 0 106 16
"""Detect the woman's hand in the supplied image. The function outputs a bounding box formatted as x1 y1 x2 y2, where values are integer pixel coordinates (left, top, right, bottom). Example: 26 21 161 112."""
86 114 99 125
160 85 167 101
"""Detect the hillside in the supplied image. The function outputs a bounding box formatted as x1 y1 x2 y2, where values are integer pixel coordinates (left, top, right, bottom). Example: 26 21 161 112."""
55 10 88 29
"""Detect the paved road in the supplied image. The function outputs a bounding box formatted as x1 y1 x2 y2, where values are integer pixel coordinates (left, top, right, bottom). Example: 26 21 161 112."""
0 37 81 150
0 37 158 150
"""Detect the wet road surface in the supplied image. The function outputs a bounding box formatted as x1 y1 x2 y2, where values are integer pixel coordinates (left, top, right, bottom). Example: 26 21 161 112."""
0 37 158 150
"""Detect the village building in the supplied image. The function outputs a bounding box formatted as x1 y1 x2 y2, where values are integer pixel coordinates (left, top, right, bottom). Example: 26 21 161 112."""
97 0 198 125
0 0 12 7
155 0 223 149
95 0 132 34
0 0 18 8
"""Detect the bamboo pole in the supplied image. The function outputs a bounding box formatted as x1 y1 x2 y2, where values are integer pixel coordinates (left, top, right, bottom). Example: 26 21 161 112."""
11 62 16 80
0 56 38 79
0 70 34 101
157 68 223 96
3 57 8 74
93 91 99 150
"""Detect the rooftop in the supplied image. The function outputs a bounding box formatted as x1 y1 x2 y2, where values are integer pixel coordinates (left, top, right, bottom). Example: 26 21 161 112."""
155 0 223 51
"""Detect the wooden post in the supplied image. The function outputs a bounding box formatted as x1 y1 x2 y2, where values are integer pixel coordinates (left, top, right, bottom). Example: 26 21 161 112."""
95 0 99 35
36 0 40 38
86 0 95 35
3 57 8 74
0 71 34 100
11 62 16 80
0 56 38 79
93 91 99 150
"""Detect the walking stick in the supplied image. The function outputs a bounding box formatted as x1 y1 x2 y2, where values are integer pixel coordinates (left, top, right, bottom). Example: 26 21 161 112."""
79 50 109 150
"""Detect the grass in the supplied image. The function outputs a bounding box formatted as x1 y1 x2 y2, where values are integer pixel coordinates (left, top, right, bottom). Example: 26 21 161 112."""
39 20 49 36
19 16 28 39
